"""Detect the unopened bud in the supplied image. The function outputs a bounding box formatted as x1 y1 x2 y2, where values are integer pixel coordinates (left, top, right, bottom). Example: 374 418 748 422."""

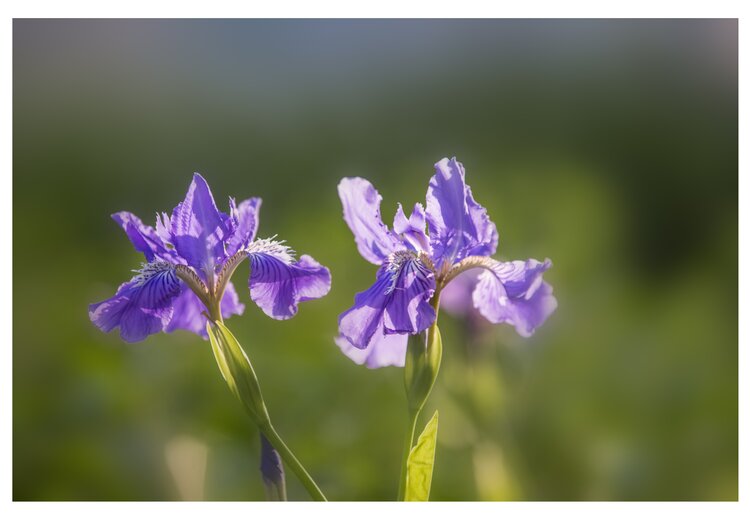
260 433 286 501
207 321 270 427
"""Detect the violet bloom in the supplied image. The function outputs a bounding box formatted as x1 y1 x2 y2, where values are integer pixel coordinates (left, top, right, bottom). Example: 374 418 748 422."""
335 157 556 368
89 174 331 342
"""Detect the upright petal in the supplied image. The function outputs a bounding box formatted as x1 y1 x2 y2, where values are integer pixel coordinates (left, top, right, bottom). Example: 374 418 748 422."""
338 177 400 264
112 211 178 263
335 331 408 369
171 174 235 273
338 252 435 350
164 282 245 338
472 258 556 337
247 247 331 320
393 203 431 254
425 157 498 267
155 212 174 246
226 197 262 256
88 262 182 342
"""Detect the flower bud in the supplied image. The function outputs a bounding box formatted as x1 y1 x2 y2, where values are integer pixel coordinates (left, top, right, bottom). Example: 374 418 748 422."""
207 321 270 427
260 433 286 501
404 324 442 413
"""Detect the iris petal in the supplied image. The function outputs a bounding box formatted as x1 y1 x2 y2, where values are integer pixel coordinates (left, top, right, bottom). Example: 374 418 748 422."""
425 157 498 267
220 281 246 318
88 262 182 342
335 331 408 369
472 258 556 337
338 177 400 264
382 255 436 335
337 268 391 350
338 253 435 350
247 251 331 320
170 173 235 273
155 212 174 246
227 197 262 256
165 282 245 338
112 211 178 263
440 269 480 317
393 203 431 254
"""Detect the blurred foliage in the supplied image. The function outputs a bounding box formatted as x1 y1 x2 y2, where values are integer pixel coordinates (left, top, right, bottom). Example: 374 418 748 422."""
13 19 737 500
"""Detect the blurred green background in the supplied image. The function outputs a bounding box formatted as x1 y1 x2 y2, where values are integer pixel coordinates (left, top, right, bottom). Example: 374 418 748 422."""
13 19 737 501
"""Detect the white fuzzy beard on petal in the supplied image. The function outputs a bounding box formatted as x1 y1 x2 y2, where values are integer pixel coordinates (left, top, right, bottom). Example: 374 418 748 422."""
384 250 420 295
131 260 177 286
246 236 296 264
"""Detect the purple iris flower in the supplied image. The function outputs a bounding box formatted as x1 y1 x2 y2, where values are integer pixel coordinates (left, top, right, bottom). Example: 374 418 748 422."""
89 173 331 342
335 157 556 368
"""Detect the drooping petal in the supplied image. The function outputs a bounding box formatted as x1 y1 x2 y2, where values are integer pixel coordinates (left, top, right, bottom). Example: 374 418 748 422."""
226 197 262 256
170 173 235 274
337 268 391 350
335 331 408 369
425 157 498 267
164 281 245 338
220 281 246 318
382 253 436 335
112 211 178 263
338 252 435 350
472 258 556 337
247 247 331 320
163 286 207 337
88 262 182 342
393 203 431 254
338 177 400 264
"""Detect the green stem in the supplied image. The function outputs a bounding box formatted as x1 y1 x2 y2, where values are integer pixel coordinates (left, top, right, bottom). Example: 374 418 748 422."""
260 422 328 501
398 286 443 500
201 281 327 502
397 407 421 500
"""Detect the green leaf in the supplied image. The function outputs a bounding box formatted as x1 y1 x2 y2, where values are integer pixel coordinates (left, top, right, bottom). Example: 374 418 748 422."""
405 410 439 501
207 321 270 426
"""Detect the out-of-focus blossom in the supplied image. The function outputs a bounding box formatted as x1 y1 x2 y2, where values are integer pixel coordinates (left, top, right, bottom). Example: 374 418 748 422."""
336 157 556 368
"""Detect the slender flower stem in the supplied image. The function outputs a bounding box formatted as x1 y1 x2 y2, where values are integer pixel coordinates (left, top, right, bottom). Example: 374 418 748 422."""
259 422 328 501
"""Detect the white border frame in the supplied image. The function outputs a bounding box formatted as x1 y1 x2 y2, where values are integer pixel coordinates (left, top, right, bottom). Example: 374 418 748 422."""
2 2 745 521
